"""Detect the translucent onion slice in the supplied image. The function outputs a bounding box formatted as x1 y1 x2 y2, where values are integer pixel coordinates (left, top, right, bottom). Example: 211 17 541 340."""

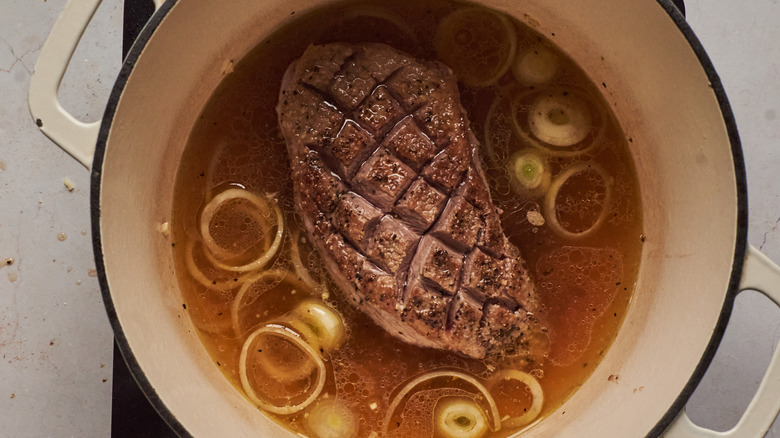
543 162 614 240
434 396 489 438
435 7 517 87
528 91 592 147
290 229 321 291
239 324 326 415
184 240 253 290
200 187 268 260
512 44 560 87
382 370 501 436
200 189 284 272
287 300 346 353
251 333 317 384
487 370 544 428
204 139 229 194
511 88 606 157
307 398 359 438
508 150 551 198
231 270 315 337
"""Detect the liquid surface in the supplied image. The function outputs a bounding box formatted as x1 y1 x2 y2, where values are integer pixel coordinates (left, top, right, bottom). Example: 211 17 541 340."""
171 1 643 436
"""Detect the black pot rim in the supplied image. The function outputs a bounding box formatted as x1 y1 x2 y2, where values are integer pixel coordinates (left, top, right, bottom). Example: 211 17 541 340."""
89 1 748 437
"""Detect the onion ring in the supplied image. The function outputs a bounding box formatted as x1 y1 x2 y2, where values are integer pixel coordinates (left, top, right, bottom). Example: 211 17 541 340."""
290 229 322 291
239 324 326 415
231 269 315 338
382 369 501 436
184 240 253 290
543 162 614 240
200 188 284 272
511 87 607 157
487 369 544 428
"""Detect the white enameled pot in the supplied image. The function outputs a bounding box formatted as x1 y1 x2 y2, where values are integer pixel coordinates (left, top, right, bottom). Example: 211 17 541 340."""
29 0 780 436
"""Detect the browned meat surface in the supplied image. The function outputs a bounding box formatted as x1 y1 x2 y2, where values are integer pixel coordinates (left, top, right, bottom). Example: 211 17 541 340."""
277 43 536 358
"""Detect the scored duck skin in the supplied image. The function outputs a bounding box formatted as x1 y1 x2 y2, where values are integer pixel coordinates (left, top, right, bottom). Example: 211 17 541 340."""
277 43 536 358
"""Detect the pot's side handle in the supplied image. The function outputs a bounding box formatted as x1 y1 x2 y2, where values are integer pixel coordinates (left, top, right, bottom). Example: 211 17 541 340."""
28 0 166 170
28 0 103 170
665 245 780 438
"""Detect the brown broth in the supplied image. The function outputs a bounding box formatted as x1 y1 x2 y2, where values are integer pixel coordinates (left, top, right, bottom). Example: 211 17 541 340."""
171 1 643 436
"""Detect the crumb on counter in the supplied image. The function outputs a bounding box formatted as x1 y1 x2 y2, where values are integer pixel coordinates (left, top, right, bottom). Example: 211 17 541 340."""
63 177 75 191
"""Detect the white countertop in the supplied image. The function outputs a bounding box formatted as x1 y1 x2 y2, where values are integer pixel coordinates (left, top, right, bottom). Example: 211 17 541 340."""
0 0 778 436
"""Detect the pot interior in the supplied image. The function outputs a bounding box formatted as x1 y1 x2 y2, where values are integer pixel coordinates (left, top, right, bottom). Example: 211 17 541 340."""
95 0 740 436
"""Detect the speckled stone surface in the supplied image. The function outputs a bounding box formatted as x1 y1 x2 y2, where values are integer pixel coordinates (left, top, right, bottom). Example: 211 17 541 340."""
0 0 777 436
0 0 120 436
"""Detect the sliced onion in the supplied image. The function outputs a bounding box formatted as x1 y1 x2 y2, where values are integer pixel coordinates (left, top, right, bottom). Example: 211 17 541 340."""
251 335 317 384
204 139 229 193
307 398 359 438
200 188 268 260
200 188 285 272
529 91 591 146
511 88 606 157
543 162 614 240
231 270 315 337
512 44 560 87
239 324 326 415
487 370 544 428
290 229 321 291
435 7 517 87
184 240 253 290
382 370 501 436
287 300 346 353
508 150 551 198
434 396 489 438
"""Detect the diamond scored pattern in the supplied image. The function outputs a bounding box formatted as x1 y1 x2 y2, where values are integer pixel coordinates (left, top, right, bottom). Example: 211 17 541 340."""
283 44 531 357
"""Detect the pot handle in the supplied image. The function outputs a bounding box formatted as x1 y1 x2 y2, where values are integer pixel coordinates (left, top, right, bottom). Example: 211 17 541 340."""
28 0 103 169
28 0 165 170
665 245 780 438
